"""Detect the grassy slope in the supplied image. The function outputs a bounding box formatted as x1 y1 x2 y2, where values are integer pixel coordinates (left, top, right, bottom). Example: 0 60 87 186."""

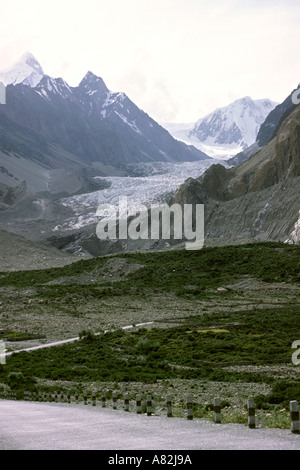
1 241 299 291
0 242 299 412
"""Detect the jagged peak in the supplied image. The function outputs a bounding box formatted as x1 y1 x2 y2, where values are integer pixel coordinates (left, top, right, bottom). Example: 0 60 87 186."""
78 71 109 93
38 74 70 88
34 74 72 99
15 52 44 76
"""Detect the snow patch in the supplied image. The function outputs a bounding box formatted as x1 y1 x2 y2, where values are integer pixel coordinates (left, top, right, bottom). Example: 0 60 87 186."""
115 112 143 135
285 210 300 244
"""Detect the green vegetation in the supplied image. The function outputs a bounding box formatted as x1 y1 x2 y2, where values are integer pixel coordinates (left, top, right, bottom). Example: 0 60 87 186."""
0 242 299 428
0 242 299 296
1 303 299 405
4 332 46 342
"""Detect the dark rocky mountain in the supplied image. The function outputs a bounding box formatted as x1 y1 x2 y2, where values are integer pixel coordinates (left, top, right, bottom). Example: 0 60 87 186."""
0 53 210 204
170 104 300 245
0 68 209 184
256 90 298 147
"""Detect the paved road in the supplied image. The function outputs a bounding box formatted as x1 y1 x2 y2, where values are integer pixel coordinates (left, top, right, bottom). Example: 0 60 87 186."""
0 400 299 450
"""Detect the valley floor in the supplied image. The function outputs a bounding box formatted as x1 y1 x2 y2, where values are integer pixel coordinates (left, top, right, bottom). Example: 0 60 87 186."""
0 243 299 430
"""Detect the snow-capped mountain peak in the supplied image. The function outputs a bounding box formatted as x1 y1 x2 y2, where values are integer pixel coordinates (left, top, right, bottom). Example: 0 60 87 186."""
162 96 278 159
191 96 278 148
19 52 44 75
0 52 44 87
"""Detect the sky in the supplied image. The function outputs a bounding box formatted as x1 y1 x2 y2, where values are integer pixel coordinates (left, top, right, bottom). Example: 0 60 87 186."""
1 0 300 123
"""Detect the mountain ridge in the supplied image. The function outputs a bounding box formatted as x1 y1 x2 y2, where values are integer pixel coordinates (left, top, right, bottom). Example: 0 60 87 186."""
162 97 278 159
0 53 209 179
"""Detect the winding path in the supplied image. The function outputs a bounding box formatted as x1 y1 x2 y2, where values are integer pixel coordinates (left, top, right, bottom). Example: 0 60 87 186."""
1 322 154 358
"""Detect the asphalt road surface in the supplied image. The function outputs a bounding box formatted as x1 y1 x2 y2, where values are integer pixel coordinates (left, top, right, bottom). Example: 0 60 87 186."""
0 400 299 451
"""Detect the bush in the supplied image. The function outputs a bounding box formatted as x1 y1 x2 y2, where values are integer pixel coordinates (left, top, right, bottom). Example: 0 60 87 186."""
6 371 36 390
255 381 300 410
7 372 26 388
79 329 95 341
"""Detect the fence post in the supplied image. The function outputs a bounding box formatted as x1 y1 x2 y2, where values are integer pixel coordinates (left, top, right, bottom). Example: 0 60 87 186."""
247 398 256 429
101 393 106 408
213 397 221 424
92 391 96 406
67 393 71 404
75 392 79 404
113 391 117 409
147 395 152 416
290 401 300 434
136 394 142 414
84 391 87 405
166 395 172 417
187 396 193 420
124 394 130 412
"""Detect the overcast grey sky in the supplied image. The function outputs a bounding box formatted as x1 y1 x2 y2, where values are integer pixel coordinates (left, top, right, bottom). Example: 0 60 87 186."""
1 0 300 123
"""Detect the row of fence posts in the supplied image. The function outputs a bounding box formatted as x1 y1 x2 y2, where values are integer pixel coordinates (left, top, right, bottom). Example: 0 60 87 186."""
1 390 299 434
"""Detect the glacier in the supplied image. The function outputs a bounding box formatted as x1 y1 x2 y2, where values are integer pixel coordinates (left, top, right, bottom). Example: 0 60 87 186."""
55 159 219 232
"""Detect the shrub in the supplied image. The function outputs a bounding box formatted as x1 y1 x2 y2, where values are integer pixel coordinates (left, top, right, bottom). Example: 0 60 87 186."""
6 371 36 390
78 329 95 341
